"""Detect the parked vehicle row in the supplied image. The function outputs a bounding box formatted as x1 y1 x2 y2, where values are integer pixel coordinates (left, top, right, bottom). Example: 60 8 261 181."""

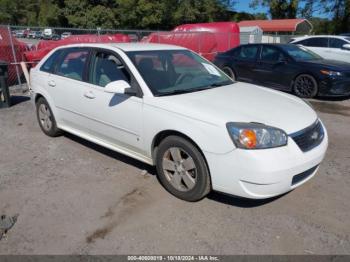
30 43 328 202
12 29 72 40
214 43 350 98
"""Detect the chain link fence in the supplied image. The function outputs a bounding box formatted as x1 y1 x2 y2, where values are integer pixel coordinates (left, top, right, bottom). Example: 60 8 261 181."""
0 24 301 90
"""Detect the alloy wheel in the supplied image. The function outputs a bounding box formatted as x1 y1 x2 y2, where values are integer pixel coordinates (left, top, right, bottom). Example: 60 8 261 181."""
294 75 317 98
162 147 197 192
38 103 53 131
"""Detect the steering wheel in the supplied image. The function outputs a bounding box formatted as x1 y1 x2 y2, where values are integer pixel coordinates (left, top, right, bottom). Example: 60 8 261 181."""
175 73 194 85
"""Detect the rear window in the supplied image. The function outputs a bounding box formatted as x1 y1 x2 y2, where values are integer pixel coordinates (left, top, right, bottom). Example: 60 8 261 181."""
56 48 89 81
237 46 259 61
40 50 62 73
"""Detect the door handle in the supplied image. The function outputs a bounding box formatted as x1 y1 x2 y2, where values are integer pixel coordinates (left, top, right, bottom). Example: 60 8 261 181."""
84 90 95 99
48 80 56 87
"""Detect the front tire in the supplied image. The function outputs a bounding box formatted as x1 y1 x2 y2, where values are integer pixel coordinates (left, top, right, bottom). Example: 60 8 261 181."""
293 74 318 98
36 97 62 137
156 136 211 202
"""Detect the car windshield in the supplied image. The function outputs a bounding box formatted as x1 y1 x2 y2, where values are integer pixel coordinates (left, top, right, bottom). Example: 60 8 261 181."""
126 49 234 96
282 45 322 61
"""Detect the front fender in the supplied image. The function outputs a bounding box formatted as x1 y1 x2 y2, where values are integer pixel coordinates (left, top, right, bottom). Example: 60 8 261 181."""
143 102 236 160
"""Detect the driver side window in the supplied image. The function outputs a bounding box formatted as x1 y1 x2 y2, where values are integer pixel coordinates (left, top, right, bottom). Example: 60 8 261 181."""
89 51 131 87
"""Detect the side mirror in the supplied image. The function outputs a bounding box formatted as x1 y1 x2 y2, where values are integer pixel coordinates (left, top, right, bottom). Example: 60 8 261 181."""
342 44 350 50
104 80 132 94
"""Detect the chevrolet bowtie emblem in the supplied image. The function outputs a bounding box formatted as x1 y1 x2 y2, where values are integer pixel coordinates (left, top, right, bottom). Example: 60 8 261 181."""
311 131 319 140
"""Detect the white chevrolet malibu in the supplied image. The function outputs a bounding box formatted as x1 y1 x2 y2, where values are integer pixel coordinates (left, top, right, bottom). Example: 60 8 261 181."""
30 43 328 201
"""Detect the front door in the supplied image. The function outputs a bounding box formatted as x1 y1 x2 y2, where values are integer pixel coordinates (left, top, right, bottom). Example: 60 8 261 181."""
77 49 144 155
254 46 294 90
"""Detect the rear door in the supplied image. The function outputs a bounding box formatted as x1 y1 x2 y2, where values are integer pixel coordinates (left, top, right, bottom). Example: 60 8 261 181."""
231 45 259 82
254 46 295 90
45 47 91 130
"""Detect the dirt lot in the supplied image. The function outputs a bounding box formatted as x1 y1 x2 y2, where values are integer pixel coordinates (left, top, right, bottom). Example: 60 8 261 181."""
0 93 349 255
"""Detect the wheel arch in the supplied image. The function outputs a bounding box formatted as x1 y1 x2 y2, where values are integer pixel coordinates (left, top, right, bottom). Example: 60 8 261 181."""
33 91 60 125
222 64 237 79
291 71 319 90
151 130 212 185
34 93 45 103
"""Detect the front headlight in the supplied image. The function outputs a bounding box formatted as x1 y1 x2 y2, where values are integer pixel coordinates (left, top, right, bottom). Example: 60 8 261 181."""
320 70 342 77
226 122 288 149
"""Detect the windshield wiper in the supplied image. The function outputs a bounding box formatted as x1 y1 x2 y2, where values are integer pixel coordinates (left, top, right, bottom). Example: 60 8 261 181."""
156 81 233 97
156 89 200 97
207 80 233 88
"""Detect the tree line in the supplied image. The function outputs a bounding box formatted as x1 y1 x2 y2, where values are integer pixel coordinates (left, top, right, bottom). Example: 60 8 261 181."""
0 0 348 34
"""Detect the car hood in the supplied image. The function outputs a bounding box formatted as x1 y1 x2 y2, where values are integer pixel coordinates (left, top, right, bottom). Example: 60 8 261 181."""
300 59 350 71
150 83 318 134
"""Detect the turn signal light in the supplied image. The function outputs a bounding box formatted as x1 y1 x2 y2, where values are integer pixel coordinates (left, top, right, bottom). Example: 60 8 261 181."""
239 129 257 149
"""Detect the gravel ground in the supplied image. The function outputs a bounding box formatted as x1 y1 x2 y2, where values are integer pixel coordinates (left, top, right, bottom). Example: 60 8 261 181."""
0 93 349 255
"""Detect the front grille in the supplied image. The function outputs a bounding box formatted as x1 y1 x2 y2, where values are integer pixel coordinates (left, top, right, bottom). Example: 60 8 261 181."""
292 165 318 186
290 120 324 152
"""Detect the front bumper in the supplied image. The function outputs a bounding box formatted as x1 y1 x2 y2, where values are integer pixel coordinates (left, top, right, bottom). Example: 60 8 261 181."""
318 76 350 97
205 122 328 199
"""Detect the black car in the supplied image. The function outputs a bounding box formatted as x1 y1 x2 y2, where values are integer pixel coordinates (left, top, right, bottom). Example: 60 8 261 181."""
213 44 350 98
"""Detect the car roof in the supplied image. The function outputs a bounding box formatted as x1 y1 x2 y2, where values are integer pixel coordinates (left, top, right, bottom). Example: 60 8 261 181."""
292 35 350 41
54 43 186 52
237 43 294 48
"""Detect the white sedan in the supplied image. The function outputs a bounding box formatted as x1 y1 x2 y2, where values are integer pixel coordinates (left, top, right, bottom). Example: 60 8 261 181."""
30 43 328 201
290 35 350 63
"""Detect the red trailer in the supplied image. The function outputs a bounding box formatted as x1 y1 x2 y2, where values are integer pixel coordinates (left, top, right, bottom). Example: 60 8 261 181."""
24 34 131 63
142 31 218 60
142 22 240 61
0 27 30 85
173 22 240 53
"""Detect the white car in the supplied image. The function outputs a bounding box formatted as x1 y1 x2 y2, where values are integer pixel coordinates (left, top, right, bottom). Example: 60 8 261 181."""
61 32 72 39
290 35 350 63
30 43 328 201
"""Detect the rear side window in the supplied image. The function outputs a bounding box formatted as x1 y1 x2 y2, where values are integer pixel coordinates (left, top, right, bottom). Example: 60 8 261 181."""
304 38 328 47
237 46 258 61
56 48 89 81
40 50 62 73
329 38 347 48
261 46 285 62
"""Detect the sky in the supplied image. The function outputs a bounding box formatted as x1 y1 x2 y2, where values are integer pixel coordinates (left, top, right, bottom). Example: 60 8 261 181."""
234 1 269 15
233 0 330 19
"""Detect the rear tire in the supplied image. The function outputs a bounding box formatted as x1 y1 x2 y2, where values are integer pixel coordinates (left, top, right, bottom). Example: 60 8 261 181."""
222 66 236 81
293 74 318 98
36 97 63 137
155 136 211 202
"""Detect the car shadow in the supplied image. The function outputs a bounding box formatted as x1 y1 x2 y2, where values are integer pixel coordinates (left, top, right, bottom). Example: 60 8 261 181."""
9 95 31 106
207 191 289 208
315 94 350 102
64 133 156 176
108 94 129 107
64 133 288 207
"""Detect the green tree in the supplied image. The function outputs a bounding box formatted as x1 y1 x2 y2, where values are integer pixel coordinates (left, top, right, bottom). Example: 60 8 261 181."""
250 0 299 18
